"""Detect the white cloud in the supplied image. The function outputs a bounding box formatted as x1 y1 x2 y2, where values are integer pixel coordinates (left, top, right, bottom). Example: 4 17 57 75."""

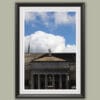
25 12 49 22
25 12 50 27
25 12 36 21
25 31 76 53
25 12 75 27
54 12 75 26
37 12 49 22
63 45 76 53
36 12 50 27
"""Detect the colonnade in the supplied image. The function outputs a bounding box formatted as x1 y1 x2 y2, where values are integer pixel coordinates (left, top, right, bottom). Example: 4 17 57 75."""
31 73 69 89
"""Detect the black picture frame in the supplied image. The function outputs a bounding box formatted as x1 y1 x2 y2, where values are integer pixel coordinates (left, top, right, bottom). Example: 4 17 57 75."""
15 2 85 98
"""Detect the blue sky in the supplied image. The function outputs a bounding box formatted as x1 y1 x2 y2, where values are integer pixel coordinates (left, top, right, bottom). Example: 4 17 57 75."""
25 12 76 45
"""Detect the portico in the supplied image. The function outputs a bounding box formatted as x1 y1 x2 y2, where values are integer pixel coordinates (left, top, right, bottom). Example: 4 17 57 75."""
31 72 69 89
25 53 76 89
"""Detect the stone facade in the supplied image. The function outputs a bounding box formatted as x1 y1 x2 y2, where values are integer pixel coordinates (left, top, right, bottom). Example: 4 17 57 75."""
25 53 76 89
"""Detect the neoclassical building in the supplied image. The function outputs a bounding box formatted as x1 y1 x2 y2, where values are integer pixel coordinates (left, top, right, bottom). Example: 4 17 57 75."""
25 52 76 89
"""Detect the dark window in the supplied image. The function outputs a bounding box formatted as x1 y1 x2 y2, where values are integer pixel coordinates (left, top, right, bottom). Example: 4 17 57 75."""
40 74 45 89
54 74 59 89
25 80 30 89
62 74 66 89
33 74 38 89
69 80 76 89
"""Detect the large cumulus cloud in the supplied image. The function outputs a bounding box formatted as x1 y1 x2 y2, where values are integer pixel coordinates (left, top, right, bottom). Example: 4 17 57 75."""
25 31 76 53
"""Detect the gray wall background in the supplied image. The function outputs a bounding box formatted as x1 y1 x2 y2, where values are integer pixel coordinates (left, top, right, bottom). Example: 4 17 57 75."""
0 0 100 100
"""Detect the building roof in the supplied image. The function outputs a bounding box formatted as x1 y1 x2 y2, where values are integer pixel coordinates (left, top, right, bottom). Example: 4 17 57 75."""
25 53 76 73
25 53 44 64
34 56 66 61
25 53 66 65
25 53 76 65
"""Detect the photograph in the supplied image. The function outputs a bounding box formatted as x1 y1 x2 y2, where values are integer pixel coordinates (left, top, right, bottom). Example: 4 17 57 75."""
15 3 85 98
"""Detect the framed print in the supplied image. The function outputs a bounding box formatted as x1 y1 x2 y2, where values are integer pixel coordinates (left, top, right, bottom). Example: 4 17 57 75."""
15 3 85 98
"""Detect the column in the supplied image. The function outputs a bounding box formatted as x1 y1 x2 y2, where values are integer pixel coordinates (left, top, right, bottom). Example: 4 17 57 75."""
59 74 62 89
52 74 55 89
66 74 69 89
